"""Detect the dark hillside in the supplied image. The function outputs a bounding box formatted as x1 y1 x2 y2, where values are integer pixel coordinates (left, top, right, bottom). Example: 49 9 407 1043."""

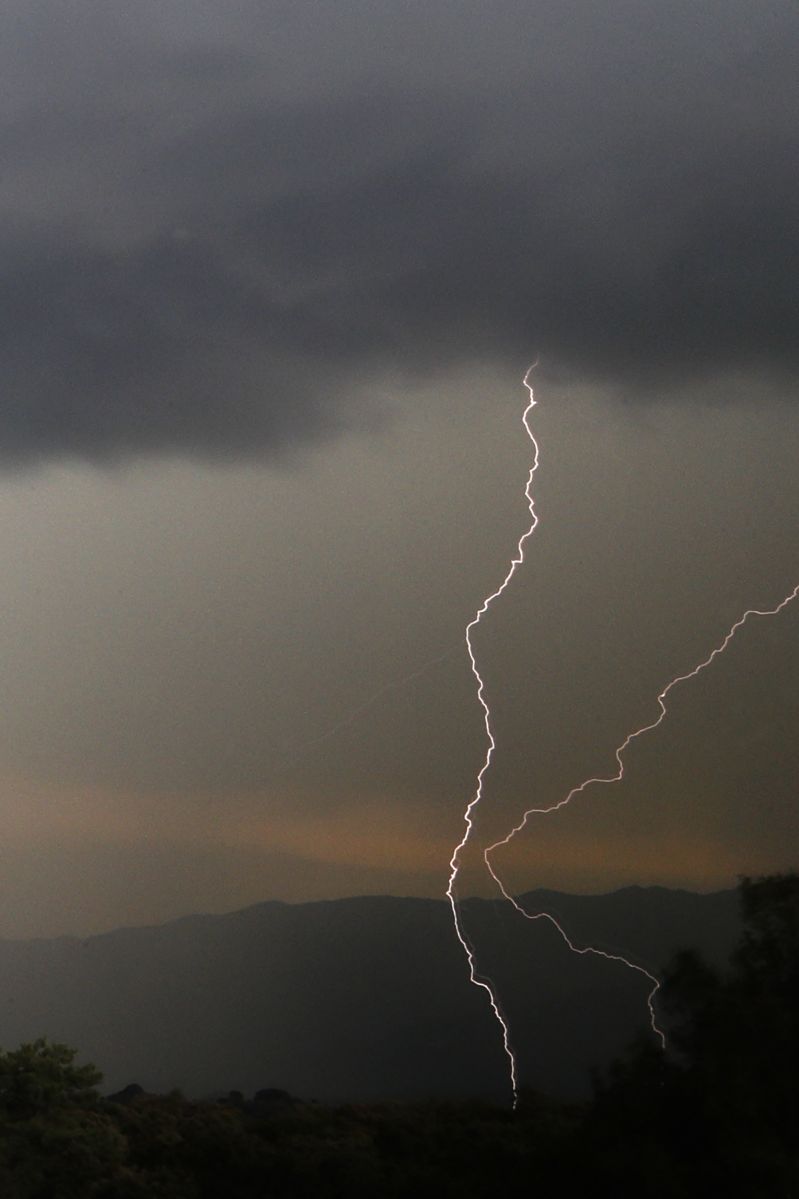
0 888 739 1102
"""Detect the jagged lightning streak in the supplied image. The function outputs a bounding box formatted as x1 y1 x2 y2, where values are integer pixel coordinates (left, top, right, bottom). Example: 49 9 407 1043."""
484 862 664 1048
484 580 799 1053
445 363 798 1106
446 364 540 1105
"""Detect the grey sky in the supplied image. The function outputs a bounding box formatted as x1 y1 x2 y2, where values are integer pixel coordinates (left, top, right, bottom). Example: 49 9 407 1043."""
2 0 797 463
0 2 796 936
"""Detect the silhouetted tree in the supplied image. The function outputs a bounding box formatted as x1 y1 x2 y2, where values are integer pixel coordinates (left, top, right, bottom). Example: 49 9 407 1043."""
0 1040 124 1197
579 872 799 1197
0 1038 102 1119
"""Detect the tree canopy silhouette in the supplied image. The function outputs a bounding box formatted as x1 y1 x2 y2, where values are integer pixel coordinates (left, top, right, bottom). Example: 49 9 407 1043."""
580 871 799 1197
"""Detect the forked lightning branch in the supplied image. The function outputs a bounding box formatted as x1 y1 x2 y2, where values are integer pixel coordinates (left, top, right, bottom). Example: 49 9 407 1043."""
448 367 799 1107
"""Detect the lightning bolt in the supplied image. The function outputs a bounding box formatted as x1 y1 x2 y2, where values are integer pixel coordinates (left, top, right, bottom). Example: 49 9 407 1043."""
484 861 665 1052
446 363 798 1107
484 581 799 1057
446 364 540 1106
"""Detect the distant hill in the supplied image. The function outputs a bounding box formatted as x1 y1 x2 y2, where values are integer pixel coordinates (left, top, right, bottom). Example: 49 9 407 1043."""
0 887 740 1103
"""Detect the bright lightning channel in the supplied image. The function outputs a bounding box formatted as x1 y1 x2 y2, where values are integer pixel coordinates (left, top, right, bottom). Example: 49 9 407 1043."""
446 363 799 1108
446 364 540 1107
484 581 799 1055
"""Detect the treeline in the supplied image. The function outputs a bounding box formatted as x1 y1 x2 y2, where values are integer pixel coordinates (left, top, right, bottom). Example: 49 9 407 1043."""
0 872 796 1197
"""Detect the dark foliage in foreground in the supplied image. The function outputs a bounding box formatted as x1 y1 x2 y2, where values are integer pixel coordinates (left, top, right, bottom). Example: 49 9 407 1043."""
573 872 799 1197
0 873 795 1197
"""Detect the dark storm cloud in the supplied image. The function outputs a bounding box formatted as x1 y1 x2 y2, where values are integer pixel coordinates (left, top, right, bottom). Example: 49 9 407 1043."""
2 0 797 462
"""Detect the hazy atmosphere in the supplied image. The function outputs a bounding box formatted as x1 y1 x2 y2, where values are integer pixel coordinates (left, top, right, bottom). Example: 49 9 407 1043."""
1 0 797 938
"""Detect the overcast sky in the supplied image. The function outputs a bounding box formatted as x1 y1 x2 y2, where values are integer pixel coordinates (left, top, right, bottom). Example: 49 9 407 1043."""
0 0 797 937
